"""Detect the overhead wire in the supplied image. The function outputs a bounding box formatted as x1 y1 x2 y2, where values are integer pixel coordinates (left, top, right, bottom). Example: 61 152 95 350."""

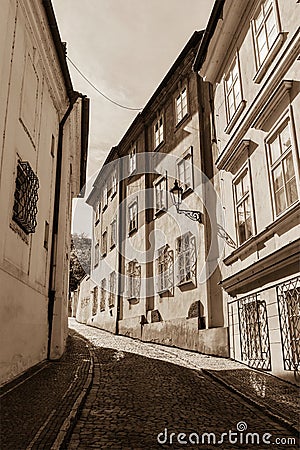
66 56 143 111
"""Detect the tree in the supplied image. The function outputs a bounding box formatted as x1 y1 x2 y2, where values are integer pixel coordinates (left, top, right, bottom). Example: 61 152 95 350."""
69 233 91 292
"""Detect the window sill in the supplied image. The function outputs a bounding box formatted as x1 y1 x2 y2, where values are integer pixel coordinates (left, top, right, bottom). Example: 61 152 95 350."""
253 32 285 84
110 243 116 250
177 278 196 288
110 191 117 200
155 208 167 218
127 297 139 305
158 288 173 297
128 227 138 237
102 204 108 212
182 186 193 199
175 113 189 130
224 201 300 265
224 100 247 135
154 140 165 152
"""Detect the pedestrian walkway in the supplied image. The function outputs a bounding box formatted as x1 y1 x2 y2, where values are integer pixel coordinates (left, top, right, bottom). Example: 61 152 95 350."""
0 330 92 450
0 319 298 449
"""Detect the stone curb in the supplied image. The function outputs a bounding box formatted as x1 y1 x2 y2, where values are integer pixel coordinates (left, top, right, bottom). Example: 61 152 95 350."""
201 368 299 437
53 338 96 449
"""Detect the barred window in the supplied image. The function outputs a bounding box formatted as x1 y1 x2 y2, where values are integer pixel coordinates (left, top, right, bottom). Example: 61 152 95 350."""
176 87 187 124
127 260 141 299
13 161 39 234
100 279 106 311
109 271 117 307
156 245 174 293
154 116 164 148
92 286 98 315
176 233 196 285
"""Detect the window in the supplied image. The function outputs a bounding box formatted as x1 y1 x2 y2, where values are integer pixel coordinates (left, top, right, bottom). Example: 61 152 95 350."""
110 219 117 248
102 185 108 210
176 87 188 124
12 161 39 234
252 0 279 68
224 56 243 124
44 221 49 250
127 260 141 299
129 145 136 175
128 201 138 234
177 149 193 191
176 233 196 285
95 203 100 224
267 120 298 216
109 271 117 307
50 135 55 157
101 229 108 257
154 177 167 213
154 116 164 148
94 242 99 267
100 279 106 311
156 245 174 293
111 171 117 197
233 169 254 245
92 286 98 315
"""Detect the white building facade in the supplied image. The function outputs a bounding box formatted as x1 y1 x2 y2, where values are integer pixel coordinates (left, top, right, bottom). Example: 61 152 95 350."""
0 0 89 385
194 0 300 383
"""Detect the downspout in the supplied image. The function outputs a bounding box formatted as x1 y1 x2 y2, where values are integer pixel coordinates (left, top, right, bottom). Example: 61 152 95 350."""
115 148 123 335
47 92 79 359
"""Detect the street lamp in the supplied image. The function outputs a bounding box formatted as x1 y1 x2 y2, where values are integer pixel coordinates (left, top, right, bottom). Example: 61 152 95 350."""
170 180 202 223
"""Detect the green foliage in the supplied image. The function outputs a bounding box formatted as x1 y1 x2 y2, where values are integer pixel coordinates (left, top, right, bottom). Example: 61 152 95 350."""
69 233 91 292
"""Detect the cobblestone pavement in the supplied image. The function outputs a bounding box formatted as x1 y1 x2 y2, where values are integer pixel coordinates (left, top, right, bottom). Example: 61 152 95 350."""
0 330 92 450
66 319 299 449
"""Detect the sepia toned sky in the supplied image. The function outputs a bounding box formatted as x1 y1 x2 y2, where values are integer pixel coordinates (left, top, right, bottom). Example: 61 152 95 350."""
52 0 214 178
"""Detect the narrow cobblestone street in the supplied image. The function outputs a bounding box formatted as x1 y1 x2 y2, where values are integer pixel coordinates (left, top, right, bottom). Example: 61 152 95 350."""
0 319 298 449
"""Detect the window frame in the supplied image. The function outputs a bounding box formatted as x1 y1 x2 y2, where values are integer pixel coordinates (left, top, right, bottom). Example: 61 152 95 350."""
176 232 197 286
265 115 300 218
129 144 137 176
110 218 117 249
100 278 106 312
127 260 141 300
223 53 245 132
128 200 138 235
12 160 39 235
154 115 164 149
109 271 116 307
94 242 100 268
156 245 174 294
251 0 282 82
232 163 256 246
177 147 194 193
111 171 117 198
154 175 168 215
175 86 188 125
101 227 108 257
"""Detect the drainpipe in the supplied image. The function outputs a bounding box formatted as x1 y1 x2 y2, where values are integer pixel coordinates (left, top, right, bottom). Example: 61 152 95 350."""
47 93 80 359
115 149 123 335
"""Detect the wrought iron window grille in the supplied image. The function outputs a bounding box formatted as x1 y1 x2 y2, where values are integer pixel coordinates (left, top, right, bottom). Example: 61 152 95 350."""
13 161 39 234
238 294 271 371
277 277 300 372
